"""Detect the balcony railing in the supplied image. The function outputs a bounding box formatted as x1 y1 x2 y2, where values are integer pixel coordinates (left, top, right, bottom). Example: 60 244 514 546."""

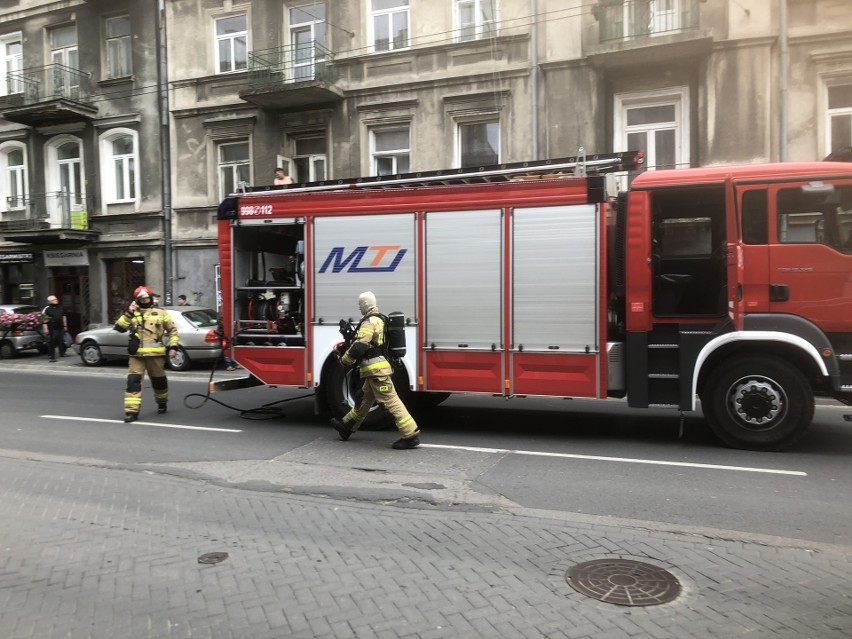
0 191 90 232
596 0 700 43
4 63 95 106
247 43 335 90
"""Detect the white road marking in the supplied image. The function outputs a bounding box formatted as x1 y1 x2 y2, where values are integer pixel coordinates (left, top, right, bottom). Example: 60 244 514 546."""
41 415 242 433
420 443 807 476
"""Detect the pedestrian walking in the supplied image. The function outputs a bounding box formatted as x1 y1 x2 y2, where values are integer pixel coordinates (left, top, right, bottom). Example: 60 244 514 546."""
41 295 68 362
330 291 420 449
113 286 179 423
177 294 188 306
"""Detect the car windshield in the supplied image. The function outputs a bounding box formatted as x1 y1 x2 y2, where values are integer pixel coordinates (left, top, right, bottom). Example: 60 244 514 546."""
181 309 218 328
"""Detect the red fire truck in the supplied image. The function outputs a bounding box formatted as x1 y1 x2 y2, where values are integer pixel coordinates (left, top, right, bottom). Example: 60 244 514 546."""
215 151 852 451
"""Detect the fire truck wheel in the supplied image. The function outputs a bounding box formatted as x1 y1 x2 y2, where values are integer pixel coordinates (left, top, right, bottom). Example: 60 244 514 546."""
702 356 813 451
324 362 394 431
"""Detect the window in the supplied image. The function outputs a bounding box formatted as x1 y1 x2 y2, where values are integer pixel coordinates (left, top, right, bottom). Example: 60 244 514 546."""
370 127 410 176
0 33 22 96
827 84 852 154
292 136 327 182
105 16 132 79
0 142 27 211
215 15 247 74
454 0 497 42
458 120 499 167
290 3 327 81
371 0 409 52
50 25 79 98
100 129 137 204
45 135 85 227
741 190 768 245
615 88 689 170
777 186 852 253
218 141 250 199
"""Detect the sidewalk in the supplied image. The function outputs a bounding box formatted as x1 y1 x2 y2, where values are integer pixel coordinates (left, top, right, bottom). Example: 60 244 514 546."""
0 450 849 639
1 349 243 379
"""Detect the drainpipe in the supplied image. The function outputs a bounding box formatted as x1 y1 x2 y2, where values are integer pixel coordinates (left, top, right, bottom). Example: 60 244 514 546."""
779 0 788 161
157 0 173 304
530 0 539 160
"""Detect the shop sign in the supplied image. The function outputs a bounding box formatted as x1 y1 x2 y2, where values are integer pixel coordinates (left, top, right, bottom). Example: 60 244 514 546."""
44 249 89 267
0 252 34 264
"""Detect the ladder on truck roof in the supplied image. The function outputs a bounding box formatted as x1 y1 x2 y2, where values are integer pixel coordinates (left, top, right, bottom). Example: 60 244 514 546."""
235 148 644 197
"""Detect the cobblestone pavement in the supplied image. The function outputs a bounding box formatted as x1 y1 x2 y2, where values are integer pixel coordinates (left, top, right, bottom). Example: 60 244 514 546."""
1 454 850 639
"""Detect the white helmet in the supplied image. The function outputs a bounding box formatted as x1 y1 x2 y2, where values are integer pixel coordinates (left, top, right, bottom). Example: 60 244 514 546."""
358 291 376 314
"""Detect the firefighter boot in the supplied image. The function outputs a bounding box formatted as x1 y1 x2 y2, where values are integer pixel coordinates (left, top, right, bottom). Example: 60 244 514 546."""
124 412 138 423
157 403 168 414
331 417 353 441
392 430 420 450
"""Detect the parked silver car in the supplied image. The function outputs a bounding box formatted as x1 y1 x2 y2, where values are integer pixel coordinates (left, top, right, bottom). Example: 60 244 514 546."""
0 304 47 359
72 306 223 371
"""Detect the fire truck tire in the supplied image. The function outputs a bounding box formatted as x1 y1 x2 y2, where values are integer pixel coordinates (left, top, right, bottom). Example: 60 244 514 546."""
702 356 813 451
324 363 394 430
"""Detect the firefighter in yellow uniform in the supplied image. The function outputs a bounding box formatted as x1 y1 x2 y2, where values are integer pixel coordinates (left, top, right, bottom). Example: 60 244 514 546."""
331 291 420 449
113 286 180 423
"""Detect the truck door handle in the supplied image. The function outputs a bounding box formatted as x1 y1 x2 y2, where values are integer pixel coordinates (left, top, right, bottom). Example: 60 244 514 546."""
769 284 790 301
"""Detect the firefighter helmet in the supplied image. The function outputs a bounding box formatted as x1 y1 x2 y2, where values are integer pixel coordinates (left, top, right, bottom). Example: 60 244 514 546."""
134 286 153 300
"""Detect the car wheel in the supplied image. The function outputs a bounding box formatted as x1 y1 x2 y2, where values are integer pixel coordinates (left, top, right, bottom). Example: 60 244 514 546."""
0 340 16 359
79 341 105 366
168 346 192 371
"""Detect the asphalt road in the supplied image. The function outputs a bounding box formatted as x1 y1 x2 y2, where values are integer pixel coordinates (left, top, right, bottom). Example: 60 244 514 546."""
2 360 851 547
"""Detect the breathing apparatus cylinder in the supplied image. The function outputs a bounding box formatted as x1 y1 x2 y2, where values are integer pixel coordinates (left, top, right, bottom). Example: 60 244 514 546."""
386 311 406 359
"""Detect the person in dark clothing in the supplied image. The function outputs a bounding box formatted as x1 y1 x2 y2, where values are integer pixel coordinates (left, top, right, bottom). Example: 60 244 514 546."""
42 295 68 362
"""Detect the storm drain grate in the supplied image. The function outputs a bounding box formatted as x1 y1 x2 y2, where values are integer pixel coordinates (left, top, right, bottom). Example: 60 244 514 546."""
566 559 681 606
197 552 229 565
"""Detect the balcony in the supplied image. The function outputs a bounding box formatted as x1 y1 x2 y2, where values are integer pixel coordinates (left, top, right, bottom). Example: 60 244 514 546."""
587 0 710 68
238 43 344 110
0 64 98 126
0 192 98 244
595 0 700 42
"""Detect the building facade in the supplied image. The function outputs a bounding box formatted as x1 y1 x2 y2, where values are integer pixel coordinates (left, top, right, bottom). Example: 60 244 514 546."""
1 0 850 330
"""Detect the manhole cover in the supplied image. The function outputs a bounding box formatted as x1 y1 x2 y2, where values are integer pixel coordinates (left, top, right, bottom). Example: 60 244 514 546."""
566 559 681 606
197 552 229 565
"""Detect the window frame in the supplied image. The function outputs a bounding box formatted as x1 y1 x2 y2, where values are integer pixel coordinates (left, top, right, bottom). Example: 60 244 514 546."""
291 134 328 182
614 87 690 171
104 15 132 79
44 134 85 227
826 82 852 156
369 0 410 53
369 125 410 176
217 139 251 200
456 117 500 168
289 3 327 82
453 0 498 43
0 141 27 212
0 32 23 96
214 13 248 74
99 128 138 206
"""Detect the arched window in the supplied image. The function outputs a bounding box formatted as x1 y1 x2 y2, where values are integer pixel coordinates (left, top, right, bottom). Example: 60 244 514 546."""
0 142 27 210
45 135 85 226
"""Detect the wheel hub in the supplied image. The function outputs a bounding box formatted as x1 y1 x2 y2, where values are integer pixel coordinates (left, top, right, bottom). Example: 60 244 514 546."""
729 378 784 428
